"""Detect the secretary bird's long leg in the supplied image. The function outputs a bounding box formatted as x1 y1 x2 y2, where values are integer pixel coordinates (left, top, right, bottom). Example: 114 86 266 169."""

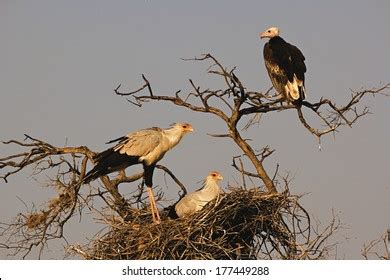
147 186 160 224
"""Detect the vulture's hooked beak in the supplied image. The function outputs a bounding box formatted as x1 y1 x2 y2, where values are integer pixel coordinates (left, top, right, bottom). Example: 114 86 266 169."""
260 31 267 39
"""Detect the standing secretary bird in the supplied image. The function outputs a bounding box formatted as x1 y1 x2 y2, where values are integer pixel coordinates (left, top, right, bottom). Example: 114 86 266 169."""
260 27 307 104
82 122 194 224
175 171 223 218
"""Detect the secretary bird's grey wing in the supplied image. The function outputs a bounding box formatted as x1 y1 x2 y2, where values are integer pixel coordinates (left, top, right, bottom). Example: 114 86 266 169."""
114 127 163 157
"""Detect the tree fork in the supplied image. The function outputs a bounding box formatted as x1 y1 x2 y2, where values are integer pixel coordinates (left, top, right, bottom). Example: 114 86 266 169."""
228 123 276 193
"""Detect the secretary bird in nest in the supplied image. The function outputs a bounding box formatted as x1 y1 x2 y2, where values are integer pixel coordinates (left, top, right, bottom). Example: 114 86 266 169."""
175 171 223 218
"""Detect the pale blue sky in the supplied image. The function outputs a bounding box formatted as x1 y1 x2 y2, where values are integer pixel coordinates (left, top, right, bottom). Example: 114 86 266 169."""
1 0 389 259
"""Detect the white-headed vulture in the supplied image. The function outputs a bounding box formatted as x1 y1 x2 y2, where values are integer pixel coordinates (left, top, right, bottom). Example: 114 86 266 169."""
260 27 306 104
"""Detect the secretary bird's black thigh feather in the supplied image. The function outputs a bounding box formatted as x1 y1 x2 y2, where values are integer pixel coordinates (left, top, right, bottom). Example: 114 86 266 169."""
83 148 140 183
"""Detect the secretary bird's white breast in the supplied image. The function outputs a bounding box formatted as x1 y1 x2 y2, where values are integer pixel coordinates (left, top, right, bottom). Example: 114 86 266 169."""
175 172 223 218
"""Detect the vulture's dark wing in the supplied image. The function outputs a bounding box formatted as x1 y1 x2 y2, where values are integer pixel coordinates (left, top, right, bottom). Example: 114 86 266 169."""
266 37 306 82
264 41 289 95
286 42 306 83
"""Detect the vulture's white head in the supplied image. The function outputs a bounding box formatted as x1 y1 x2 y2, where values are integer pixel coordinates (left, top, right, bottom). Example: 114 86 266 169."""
260 27 280 39
207 171 223 182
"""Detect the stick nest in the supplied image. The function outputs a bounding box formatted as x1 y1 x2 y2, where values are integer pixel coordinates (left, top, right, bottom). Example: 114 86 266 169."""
71 187 308 259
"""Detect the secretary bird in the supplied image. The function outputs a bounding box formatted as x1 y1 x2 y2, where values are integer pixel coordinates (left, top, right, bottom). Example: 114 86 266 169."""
175 171 223 218
83 122 194 224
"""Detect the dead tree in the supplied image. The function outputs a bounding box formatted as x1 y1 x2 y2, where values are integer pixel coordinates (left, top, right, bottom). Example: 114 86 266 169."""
0 53 388 259
114 54 389 193
362 229 390 260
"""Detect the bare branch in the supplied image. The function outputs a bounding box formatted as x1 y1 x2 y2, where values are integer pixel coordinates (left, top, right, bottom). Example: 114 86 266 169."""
297 83 390 140
156 164 187 196
362 229 390 260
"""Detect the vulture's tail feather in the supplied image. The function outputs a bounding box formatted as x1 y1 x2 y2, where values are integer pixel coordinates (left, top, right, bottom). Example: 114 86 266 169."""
299 85 306 100
82 148 140 184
